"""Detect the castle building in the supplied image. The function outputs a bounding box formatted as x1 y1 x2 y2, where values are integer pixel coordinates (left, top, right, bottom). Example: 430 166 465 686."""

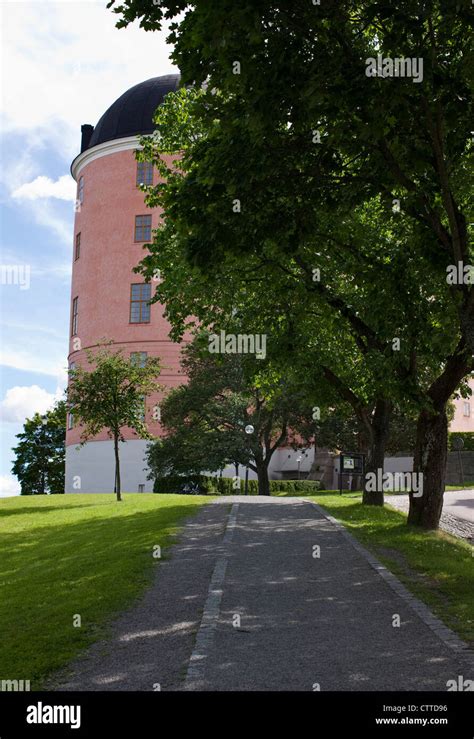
66 76 185 493
66 75 473 493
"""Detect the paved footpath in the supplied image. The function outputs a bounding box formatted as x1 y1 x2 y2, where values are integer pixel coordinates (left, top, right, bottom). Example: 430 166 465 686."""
54 497 473 692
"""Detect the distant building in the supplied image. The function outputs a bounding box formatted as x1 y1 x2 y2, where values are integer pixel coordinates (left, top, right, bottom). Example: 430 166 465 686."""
450 377 474 433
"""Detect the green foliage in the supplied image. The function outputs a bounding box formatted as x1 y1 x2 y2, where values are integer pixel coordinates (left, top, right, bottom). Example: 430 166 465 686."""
112 0 473 519
67 343 162 498
153 474 323 495
67 343 162 444
146 336 315 493
448 432 474 452
153 474 219 494
12 400 66 495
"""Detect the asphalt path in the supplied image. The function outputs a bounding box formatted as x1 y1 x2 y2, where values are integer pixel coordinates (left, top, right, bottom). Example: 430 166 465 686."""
54 497 473 692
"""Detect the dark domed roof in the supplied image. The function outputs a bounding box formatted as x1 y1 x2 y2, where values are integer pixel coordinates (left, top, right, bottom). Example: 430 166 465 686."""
86 74 181 150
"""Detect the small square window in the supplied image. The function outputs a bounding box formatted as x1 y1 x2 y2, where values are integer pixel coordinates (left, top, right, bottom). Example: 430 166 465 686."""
136 161 153 186
134 215 152 242
75 232 81 260
130 351 148 368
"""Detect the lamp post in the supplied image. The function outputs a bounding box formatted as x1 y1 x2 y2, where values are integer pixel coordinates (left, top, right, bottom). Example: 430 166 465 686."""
244 424 254 495
296 454 303 480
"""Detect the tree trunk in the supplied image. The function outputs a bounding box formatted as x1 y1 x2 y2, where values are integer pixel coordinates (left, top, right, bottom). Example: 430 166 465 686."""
408 408 447 529
362 399 392 506
256 464 270 496
408 339 471 529
114 435 122 502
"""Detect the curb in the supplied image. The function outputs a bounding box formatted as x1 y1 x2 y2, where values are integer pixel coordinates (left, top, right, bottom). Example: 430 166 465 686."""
305 499 474 671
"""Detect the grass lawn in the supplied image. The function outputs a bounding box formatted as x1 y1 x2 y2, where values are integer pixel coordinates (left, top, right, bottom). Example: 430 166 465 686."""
445 482 474 490
0 493 214 688
276 490 474 647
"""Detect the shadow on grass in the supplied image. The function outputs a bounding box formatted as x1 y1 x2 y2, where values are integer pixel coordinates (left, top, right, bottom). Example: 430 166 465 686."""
0 500 210 687
0 503 104 517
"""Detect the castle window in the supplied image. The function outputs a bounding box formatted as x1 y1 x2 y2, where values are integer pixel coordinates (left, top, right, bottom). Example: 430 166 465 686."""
75 232 81 260
136 161 153 186
130 283 151 323
463 402 471 417
130 351 148 367
67 413 74 430
78 176 84 204
134 215 152 242
71 296 78 336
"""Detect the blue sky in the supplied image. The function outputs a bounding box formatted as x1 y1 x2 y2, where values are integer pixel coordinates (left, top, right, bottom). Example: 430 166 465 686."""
0 0 178 495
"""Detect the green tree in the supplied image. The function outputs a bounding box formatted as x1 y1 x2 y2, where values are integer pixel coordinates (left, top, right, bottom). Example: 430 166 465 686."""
67 344 162 501
111 0 473 528
147 335 314 495
12 400 66 495
134 90 456 513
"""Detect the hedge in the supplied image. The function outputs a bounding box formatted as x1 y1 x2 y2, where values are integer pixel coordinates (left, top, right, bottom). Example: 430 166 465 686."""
153 475 324 495
448 432 474 451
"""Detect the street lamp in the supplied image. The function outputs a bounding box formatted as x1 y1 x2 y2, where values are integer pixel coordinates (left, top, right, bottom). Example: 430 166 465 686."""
296 454 303 480
244 424 254 495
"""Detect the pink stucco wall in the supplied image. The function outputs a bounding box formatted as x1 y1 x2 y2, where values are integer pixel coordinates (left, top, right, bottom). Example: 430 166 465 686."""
67 147 186 445
450 377 474 433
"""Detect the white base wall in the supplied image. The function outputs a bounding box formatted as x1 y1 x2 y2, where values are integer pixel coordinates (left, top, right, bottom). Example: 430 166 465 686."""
65 440 153 493
65 441 317 493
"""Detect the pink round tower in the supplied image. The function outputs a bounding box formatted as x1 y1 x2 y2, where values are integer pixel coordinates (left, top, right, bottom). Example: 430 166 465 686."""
66 75 182 493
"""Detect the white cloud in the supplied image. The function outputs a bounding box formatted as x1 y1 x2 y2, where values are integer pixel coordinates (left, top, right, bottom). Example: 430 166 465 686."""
1 2 179 161
0 384 62 424
25 200 73 245
0 347 67 381
12 175 76 202
0 474 21 498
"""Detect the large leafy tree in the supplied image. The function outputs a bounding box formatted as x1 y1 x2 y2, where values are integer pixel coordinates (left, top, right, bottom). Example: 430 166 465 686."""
67 344 162 501
135 87 459 512
147 335 315 495
12 400 66 495
111 0 473 528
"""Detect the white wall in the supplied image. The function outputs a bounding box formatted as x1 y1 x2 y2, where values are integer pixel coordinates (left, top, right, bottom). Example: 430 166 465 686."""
65 442 316 493
65 440 153 493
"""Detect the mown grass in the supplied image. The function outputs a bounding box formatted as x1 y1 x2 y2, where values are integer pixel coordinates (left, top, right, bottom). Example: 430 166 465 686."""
280 491 474 647
0 493 213 688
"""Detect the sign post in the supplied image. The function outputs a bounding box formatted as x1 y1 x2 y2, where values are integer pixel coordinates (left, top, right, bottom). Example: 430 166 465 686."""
338 452 365 495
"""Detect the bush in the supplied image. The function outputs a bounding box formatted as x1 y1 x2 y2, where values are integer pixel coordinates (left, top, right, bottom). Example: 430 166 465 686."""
153 475 324 495
153 475 220 494
448 432 474 451
269 479 323 494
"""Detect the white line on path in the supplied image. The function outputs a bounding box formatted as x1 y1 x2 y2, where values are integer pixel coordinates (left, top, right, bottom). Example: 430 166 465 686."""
184 502 239 690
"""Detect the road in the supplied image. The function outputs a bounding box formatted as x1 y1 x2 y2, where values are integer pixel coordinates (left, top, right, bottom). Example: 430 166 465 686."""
54 497 473 692
442 490 474 524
